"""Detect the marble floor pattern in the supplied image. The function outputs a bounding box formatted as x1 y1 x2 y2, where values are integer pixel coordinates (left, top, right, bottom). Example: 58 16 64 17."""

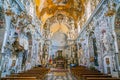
45 71 77 80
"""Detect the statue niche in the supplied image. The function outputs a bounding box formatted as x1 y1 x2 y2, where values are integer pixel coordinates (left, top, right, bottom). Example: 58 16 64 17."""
12 37 24 55
89 31 98 66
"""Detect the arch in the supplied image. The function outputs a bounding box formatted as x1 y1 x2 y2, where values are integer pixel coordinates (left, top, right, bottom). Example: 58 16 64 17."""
112 3 120 53
42 13 75 30
114 5 120 65
22 25 33 64
26 32 32 45
50 23 69 37
26 32 32 62
88 31 98 66
51 30 67 47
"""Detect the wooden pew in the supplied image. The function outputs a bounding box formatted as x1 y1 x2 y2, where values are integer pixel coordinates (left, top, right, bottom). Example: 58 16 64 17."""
70 66 104 80
70 66 120 80
75 73 103 79
72 70 102 79
86 77 120 80
9 71 47 79
1 77 37 80
82 75 112 80
4 67 49 80
9 74 43 79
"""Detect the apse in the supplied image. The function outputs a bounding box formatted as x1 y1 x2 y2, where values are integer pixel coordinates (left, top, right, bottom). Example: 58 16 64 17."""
51 30 67 47
50 23 69 37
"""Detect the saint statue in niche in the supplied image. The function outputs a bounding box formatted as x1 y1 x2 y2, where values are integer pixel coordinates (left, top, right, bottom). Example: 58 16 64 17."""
101 29 110 52
12 37 24 55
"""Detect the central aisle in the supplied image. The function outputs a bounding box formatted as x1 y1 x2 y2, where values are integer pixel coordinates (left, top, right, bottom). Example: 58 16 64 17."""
45 68 77 80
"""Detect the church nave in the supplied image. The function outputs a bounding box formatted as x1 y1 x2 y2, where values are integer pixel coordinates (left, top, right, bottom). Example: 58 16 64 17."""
0 0 120 80
45 68 76 80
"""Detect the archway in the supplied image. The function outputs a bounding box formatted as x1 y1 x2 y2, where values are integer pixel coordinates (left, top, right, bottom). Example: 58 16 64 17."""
115 7 120 65
88 31 98 67
26 32 32 62
51 30 67 55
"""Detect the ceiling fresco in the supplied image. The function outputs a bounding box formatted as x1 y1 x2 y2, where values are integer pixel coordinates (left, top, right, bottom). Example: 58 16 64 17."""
34 0 100 48
35 0 85 25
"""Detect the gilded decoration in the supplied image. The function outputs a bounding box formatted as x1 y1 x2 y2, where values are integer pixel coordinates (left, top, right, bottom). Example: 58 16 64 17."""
35 0 85 25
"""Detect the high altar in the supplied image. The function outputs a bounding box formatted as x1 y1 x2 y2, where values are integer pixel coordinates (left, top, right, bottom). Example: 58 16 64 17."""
53 50 67 69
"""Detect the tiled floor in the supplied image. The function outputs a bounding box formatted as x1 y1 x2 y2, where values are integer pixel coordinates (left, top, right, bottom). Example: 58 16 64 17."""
45 69 77 80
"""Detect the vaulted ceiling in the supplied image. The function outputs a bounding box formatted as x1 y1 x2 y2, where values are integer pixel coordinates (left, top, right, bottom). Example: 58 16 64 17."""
35 0 85 27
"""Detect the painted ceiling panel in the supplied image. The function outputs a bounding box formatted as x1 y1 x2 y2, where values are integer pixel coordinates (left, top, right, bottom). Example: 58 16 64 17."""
50 23 69 36
35 0 85 24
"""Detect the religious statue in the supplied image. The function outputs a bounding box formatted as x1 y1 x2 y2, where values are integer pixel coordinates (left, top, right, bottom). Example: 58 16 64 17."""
102 29 110 52
12 37 24 55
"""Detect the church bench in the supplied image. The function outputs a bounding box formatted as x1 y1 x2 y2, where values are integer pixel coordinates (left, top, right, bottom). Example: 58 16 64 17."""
4 67 49 80
21 69 49 73
71 69 103 79
31 68 49 70
19 73 44 77
29 69 49 71
71 68 87 70
20 71 47 75
70 66 108 80
27 68 49 70
72 71 102 75
86 77 120 80
72 72 101 75
82 75 111 80
26 70 49 72
75 73 103 78
6 74 18 77
75 74 104 80
20 69 49 75
1 77 37 80
71 69 99 72
9 74 42 77
72 69 101 72
7 73 45 80
82 74 111 77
